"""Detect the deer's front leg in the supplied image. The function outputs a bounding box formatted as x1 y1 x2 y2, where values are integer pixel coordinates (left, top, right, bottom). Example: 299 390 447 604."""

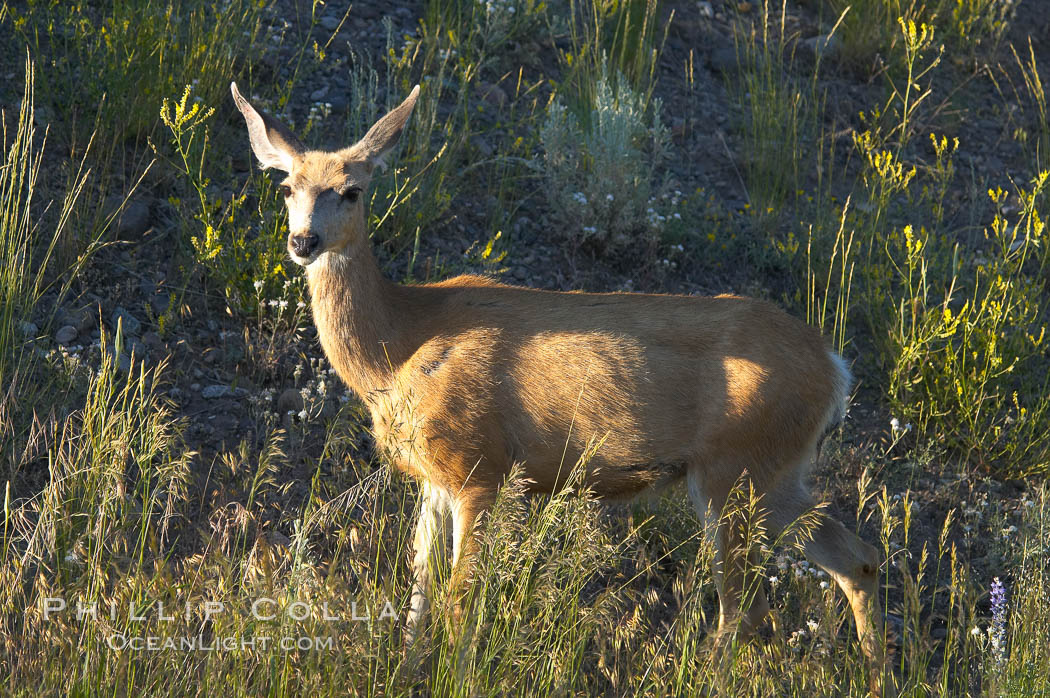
405 482 450 646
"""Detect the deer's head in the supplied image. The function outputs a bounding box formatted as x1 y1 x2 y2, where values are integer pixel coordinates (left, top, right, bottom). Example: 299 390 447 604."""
231 83 420 265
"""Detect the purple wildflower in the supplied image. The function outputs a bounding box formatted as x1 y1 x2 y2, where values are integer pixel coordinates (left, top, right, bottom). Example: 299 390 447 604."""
989 576 1008 668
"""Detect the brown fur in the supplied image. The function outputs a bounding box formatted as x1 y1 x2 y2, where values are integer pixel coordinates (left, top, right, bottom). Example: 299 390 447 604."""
232 83 888 691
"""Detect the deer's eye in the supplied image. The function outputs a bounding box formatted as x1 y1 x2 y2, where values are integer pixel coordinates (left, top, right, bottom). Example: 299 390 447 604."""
279 184 292 198
343 187 361 204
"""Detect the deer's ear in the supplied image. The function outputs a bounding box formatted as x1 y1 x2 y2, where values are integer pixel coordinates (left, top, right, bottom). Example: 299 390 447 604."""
231 82 304 172
355 85 420 171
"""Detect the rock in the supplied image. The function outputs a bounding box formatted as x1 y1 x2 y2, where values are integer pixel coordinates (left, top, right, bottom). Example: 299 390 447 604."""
708 46 740 74
698 1 714 18
319 15 341 31
513 216 531 235
737 1 753 12
327 92 349 111
55 325 78 345
150 293 171 316
310 85 330 102
105 196 152 240
202 385 248 399
277 388 304 414
72 306 98 333
128 338 148 361
111 307 142 336
269 530 292 548
142 331 166 355
104 345 132 372
202 385 230 399
19 321 39 337
802 34 842 60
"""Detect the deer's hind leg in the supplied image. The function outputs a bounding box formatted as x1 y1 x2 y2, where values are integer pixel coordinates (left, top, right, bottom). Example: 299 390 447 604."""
448 487 497 618
687 466 771 645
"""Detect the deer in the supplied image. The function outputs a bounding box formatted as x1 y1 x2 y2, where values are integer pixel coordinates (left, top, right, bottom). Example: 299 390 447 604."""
231 82 886 688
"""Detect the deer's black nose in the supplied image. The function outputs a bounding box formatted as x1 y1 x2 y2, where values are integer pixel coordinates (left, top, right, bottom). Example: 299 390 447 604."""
290 234 319 257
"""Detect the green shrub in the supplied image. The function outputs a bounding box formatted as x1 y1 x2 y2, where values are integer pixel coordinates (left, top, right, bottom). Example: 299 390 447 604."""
809 0 1013 73
160 86 306 322
540 65 671 254
879 181 1050 477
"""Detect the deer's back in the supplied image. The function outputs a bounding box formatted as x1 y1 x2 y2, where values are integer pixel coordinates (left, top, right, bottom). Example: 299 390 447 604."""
373 276 842 498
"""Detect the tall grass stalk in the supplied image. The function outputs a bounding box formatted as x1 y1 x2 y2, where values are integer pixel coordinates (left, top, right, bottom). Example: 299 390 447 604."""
1 60 97 472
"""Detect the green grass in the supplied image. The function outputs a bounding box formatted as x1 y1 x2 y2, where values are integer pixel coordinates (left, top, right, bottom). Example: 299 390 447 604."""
3 0 1050 695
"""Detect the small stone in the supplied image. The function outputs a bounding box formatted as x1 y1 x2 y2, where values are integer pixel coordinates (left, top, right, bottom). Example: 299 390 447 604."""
319 15 340 31
73 306 97 333
19 321 39 337
698 1 713 18
105 196 152 240
708 46 740 74
202 384 248 399
55 325 78 345
802 34 842 59
277 388 304 414
270 531 292 548
150 293 170 316
202 385 230 399
142 331 165 355
128 339 148 361
190 383 202 392
310 85 329 102
737 1 753 12
111 307 141 336
104 345 132 372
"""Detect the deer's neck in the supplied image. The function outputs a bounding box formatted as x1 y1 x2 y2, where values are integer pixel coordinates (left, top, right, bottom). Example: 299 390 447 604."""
305 244 408 398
